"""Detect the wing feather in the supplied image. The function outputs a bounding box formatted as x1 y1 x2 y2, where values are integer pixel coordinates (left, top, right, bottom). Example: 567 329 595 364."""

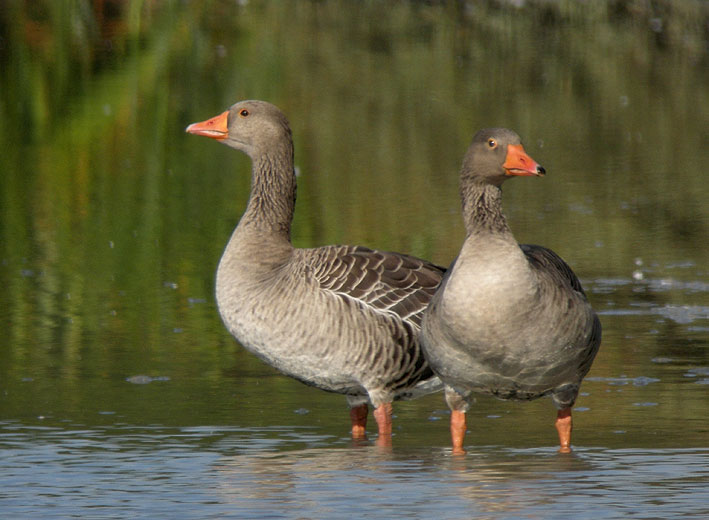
307 245 446 327
520 243 587 298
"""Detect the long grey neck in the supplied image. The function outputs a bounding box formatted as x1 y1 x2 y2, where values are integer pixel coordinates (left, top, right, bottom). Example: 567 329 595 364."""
460 180 512 237
238 146 296 244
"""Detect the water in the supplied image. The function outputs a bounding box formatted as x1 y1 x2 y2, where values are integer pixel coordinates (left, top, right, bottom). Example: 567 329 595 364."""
1 1 709 518
2 422 709 519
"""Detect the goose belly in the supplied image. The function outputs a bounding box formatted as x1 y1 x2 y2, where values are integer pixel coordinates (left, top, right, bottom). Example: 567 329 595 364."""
434 325 586 401
215 278 416 398
431 270 589 400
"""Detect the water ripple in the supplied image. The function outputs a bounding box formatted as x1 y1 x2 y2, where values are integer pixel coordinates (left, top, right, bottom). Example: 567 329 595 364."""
1 428 708 520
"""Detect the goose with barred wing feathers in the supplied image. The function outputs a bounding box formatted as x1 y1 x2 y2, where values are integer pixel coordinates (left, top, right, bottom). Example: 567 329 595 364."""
186 100 444 444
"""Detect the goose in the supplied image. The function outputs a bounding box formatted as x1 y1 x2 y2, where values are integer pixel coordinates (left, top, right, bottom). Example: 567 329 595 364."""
420 128 601 454
186 100 444 443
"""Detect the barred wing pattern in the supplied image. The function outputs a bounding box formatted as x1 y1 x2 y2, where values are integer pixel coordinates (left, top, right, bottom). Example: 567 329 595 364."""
310 245 446 327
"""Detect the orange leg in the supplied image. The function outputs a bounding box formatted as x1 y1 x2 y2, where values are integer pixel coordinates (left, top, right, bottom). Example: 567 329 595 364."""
555 407 573 453
350 403 368 439
373 402 393 445
450 410 467 455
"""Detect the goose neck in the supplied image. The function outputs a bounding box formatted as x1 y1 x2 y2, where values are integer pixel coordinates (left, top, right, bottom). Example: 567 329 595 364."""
239 149 296 242
460 181 512 237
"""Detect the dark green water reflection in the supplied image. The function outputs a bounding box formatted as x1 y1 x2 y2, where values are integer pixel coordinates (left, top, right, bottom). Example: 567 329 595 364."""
1 1 709 516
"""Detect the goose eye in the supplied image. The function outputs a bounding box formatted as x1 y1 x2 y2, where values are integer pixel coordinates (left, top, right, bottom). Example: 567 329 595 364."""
239 109 249 117
487 138 497 148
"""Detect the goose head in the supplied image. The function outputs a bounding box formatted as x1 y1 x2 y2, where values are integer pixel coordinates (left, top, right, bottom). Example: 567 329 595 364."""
460 128 545 187
186 100 292 158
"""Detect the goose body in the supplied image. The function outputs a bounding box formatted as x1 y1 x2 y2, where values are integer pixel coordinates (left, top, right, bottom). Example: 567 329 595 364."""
217 240 442 405
420 128 601 453
186 100 444 441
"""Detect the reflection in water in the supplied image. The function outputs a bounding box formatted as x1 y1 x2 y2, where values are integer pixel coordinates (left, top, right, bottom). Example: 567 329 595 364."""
211 445 709 518
211 448 599 517
2 423 709 518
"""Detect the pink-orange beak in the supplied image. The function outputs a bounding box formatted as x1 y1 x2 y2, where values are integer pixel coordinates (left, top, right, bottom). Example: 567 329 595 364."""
503 144 545 177
185 110 229 140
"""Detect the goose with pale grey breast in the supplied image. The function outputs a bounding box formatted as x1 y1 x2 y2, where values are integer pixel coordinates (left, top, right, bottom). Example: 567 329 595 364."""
186 100 444 444
420 128 601 454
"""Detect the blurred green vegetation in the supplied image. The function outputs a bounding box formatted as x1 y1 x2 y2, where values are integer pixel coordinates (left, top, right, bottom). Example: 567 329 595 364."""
0 0 708 445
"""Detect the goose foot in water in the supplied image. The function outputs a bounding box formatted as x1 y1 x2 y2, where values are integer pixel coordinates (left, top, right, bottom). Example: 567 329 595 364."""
450 410 467 455
373 402 393 447
350 403 368 439
555 408 573 453
373 402 393 436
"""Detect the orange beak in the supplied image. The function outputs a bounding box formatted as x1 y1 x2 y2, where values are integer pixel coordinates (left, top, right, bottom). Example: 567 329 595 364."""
503 144 545 177
185 110 229 140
